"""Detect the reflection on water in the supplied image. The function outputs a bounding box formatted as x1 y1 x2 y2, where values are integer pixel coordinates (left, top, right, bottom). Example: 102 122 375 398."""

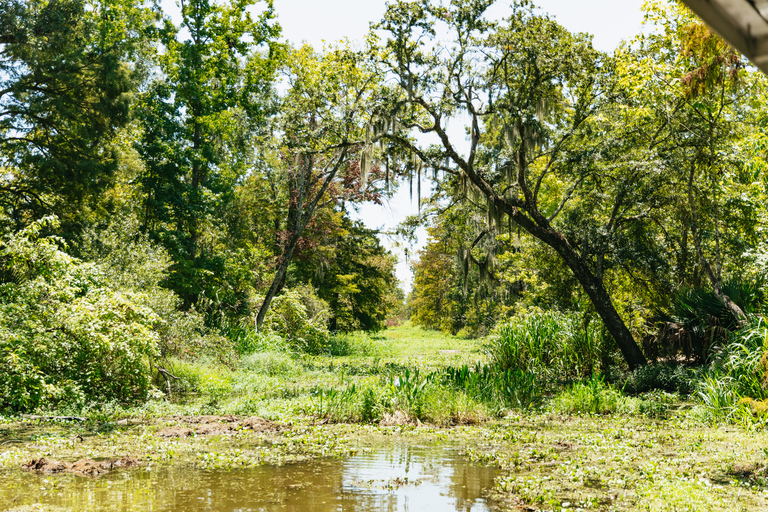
1 444 498 511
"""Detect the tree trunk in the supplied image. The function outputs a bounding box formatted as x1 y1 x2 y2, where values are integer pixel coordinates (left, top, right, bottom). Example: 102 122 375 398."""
421 113 648 370
254 149 347 330
255 236 297 329
500 199 647 370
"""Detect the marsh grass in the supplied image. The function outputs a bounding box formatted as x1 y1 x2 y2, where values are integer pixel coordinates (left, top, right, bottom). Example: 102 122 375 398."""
694 318 768 421
442 363 540 410
549 374 624 415
486 310 608 381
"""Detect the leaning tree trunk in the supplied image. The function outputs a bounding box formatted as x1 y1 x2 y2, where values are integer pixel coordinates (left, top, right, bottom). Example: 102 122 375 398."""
497 197 648 370
255 235 298 329
254 148 348 330
439 121 648 370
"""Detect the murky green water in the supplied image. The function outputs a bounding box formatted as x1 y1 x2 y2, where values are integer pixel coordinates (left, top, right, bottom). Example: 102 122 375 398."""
1 444 498 511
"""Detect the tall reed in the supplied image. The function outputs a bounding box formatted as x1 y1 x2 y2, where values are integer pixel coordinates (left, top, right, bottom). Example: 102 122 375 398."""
485 310 606 381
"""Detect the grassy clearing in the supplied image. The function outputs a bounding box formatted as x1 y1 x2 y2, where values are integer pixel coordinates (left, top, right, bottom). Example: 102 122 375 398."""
81 322 496 426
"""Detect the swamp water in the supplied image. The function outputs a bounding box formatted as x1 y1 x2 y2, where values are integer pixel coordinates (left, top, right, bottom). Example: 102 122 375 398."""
1 444 499 511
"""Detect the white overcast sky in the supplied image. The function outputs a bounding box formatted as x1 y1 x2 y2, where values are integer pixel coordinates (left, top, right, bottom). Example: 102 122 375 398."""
161 0 647 292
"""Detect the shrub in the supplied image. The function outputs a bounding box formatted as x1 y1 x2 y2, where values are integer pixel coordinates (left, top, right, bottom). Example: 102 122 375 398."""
80 215 230 361
693 318 768 421
240 351 298 376
0 218 160 412
163 356 233 398
262 287 331 354
620 363 693 395
646 280 765 361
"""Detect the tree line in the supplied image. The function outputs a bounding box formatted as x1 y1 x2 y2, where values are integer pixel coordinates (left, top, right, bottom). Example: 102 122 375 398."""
1 0 767 410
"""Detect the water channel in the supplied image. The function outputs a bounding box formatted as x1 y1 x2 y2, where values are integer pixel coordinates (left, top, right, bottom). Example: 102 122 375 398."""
1 444 499 511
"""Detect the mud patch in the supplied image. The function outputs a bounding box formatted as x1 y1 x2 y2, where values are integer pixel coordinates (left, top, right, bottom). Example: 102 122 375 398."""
728 462 767 479
156 426 194 438
379 410 413 427
239 416 282 433
169 415 238 424
21 458 67 473
22 457 141 476
156 416 283 436
194 423 233 435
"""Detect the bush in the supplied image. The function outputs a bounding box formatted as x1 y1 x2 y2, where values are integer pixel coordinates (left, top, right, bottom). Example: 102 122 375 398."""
80 215 230 361
0 218 160 412
693 318 768 421
646 280 765 361
262 287 331 354
240 351 299 376
620 363 693 395
163 356 233 398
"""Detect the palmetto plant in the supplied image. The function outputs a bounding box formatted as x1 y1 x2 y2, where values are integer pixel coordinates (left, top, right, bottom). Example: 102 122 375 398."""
648 280 765 361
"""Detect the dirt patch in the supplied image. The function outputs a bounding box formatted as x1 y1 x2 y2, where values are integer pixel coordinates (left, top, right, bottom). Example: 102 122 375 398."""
169 415 238 424
728 462 767 479
156 416 283 436
110 457 141 468
239 416 283 433
156 426 194 438
194 423 233 435
69 458 109 475
22 457 141 476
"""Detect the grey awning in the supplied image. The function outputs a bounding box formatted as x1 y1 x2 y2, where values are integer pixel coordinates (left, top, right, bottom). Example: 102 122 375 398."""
681 0 768 73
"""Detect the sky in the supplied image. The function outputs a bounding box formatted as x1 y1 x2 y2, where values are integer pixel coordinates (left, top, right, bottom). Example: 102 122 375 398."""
161 0 647 292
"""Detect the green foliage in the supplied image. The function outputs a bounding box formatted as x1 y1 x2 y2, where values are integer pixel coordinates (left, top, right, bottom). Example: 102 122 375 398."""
293 217 401 333
386 368 434 419
309 383 359 422
0 218 159 412
486 310 611 380
408 211 512 337
693 318 768 421
135 0 281 310
647 280 765 361
549 375 624 415
620 363 693 395
0 0 149 226
443 363 540 410
262 287 331 354
163 356 233 399
79 214 231 361
239 351 298 376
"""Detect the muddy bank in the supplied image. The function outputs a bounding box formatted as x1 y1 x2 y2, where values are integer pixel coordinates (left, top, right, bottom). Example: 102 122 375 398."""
22 456 141 476
155 415 285 437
